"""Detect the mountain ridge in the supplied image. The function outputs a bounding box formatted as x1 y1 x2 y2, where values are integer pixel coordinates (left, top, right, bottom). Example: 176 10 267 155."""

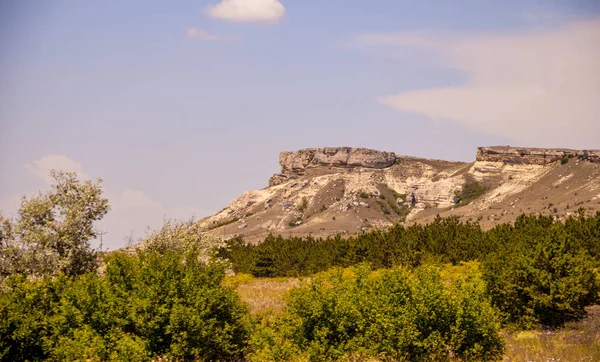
198 146 600 243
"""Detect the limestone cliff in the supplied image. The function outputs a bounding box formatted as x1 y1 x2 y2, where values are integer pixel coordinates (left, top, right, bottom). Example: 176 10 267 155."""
477 146 600 165
199 146 600 243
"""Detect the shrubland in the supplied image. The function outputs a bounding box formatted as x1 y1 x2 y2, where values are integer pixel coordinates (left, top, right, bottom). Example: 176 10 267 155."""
1 171 599 360
250 264 504 361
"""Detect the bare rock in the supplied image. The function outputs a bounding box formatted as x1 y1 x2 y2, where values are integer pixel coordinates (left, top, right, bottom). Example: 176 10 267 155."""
477 146 600 165
269 173 297 186
279 147 397 174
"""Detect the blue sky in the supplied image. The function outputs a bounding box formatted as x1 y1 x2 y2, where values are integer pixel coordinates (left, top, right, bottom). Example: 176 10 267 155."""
1 0 599 249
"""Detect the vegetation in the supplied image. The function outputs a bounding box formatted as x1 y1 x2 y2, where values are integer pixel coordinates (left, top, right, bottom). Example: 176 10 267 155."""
2 171 600 360
358 190 370 199
0 171 109 281
502 305 600 361
138 218 225 262
0 248 249 361
455 175 487 205
250 264 504 361
205 216 240 231
298 197 309 213
221 213 600 329
482 215 600 328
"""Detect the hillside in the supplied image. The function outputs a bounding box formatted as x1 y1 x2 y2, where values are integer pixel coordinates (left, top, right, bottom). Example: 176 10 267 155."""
198 146 600 243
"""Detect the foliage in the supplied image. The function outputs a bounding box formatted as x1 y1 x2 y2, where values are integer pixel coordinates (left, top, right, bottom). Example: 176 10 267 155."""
298 197 309 213
482 215 600 328
205 216 240 231
222 213 600 328
358 190 370 199
0 171 109 281
502 305 600 361
387 199 410 221
221 216 490 277
455 175 487 205
137 218 225 264
0 247 250 361
250 264 504 361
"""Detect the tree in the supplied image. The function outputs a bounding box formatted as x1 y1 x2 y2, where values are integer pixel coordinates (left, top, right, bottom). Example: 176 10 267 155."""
483 218 600 328
0 170 109 280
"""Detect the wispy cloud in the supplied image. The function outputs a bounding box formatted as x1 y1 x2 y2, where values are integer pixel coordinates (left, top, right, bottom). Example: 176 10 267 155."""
358 18 600 148
206 0 285 24
26 154 89 184
187 28 229 40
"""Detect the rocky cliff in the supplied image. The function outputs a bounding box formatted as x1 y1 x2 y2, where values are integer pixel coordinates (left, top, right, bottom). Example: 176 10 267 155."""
477 146 600 165
199 146 600 243
271 147 397 186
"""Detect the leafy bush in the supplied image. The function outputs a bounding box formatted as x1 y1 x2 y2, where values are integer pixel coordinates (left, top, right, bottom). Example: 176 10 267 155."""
483 215 600 328
251 264 504 361
0 247 250 361
137 218 225 263
0 171 109 281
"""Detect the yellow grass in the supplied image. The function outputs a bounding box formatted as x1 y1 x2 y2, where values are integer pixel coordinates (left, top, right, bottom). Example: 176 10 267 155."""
225 273 302 314
502 305 600 362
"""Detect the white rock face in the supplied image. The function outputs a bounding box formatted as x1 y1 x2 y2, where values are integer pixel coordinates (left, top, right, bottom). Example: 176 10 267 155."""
469 161 552 210
279 147 397 174
407 178 463 208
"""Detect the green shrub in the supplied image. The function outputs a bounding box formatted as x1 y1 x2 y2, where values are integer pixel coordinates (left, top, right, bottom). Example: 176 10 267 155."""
358 190 370 199
251 264 504 361
0 248 250 361
482 216 600 328
456 175 487 205
561 155 569 164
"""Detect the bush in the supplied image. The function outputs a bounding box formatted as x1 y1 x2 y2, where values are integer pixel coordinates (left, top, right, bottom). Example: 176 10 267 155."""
482 216 600 328
0 171 109 281
456 175 487 205
0 247 250 361
251 264 504 361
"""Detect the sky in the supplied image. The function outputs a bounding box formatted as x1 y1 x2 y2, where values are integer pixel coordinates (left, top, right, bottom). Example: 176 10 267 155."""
1 0 599 249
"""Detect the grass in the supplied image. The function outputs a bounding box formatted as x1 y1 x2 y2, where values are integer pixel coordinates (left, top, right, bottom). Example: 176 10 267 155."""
225 274 302 315
230 274 600 361
502 305 600 361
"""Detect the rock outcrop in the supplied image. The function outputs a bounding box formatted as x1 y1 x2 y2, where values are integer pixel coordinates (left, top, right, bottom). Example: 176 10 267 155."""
198 145 600 244
279 147 397 174
477 146 600 165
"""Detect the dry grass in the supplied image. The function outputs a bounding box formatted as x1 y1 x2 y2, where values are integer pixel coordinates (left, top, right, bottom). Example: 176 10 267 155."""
503 305 600 362
225 274 302 315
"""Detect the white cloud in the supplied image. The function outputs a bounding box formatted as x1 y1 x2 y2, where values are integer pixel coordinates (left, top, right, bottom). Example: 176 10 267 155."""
360 18 600 148
207 0 285 23
25 155 89 184
187 28 224 40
